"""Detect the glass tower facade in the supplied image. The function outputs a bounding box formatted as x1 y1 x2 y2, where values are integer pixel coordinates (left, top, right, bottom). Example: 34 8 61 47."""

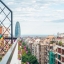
15 21 21 37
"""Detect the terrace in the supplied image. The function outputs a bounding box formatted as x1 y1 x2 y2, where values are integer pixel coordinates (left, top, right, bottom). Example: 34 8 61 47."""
0 38 19 64
0 0 20 64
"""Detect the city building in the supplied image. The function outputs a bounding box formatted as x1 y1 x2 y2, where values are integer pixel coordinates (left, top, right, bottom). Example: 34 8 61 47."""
15 21 21 37
32 38 40 62
49 51 55 64
24 35 56 64
48 43 56 64
57 33 64 38
55 44 64 64
55 33 64 64
39 35 56 64
39 42 49 64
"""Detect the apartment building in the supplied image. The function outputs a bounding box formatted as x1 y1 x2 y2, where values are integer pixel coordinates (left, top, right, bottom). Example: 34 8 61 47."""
55 33 64 64
57 33 64 38
39 41 49 64
49 42 56 64
24 36 55 64
24 37 34 53
38 35 55 64
32 38 40 62
55 44 64 64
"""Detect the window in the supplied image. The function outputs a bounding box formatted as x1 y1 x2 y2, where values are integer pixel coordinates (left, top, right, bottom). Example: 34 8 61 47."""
62 49 64 54
58 61 61 64
62 57 64 62
58 48 61 53
58 55 61 60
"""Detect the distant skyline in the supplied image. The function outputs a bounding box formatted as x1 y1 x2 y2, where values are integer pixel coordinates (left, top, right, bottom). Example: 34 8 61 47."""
3 0 64 35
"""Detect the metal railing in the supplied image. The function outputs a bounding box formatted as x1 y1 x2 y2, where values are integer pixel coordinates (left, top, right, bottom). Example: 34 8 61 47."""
0 0 13 43
0 38 19 64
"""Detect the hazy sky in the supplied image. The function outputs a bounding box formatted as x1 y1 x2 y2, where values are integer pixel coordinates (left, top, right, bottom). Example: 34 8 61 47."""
2 0 64 35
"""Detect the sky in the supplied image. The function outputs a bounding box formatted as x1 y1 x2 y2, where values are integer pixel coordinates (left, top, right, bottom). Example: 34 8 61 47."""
1 0 64 35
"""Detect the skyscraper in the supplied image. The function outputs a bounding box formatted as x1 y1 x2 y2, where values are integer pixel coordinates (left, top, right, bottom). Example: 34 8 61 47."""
15 21 21 37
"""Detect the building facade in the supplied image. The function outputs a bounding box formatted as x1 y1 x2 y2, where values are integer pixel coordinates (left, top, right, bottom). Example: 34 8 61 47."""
15 21 21 37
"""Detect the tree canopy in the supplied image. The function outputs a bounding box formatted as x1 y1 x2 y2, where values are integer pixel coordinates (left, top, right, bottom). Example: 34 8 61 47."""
22 42 39 64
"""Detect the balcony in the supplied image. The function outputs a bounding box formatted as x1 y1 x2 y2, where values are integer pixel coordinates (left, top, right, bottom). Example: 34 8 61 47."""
58 48 61 53
0 38 19 64
58 54 61 60
62 49 64 55
62 57 64 62
0 0 22 64
56 42 64 47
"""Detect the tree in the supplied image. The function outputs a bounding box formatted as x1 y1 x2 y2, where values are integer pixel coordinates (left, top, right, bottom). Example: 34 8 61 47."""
27 48 31 56
22 54 28 62
22 42 39 64
28 55 39 64
59 41 62 46
22 42 26 46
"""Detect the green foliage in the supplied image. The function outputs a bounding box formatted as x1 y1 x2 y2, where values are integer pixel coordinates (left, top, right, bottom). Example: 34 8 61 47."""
27 48 31 55
22 54 39 64
27 51 31 56
22 42 39 64
28 55 39 64
22 42 26 46
18 46 21 50
22 54 28 62
59 41 62 46
26 46 29 50
50 41 55 44
20 40 22 43
22 46 24 49
22 62 26 64
0 56 2 61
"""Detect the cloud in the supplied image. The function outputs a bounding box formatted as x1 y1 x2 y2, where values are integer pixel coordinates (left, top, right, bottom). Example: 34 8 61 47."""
37 0 64 3
13 6 64 23
7 2 14 5
3 0 64 35
21 7 36 12
56 10 64 12
40 3 51 9
52 19 64 23
15 7 22 11
31 0 36 3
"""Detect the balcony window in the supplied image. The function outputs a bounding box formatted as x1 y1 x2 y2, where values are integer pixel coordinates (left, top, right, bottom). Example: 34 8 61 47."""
62 57 64 62
58 55 61 60
62 49 64 54
55 54 57 59
58 48 61 53
58 61 61 64
51 58 53 62
50 46 53 49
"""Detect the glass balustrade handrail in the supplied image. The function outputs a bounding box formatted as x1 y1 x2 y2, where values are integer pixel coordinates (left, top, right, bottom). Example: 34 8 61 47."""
0 38 19 64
